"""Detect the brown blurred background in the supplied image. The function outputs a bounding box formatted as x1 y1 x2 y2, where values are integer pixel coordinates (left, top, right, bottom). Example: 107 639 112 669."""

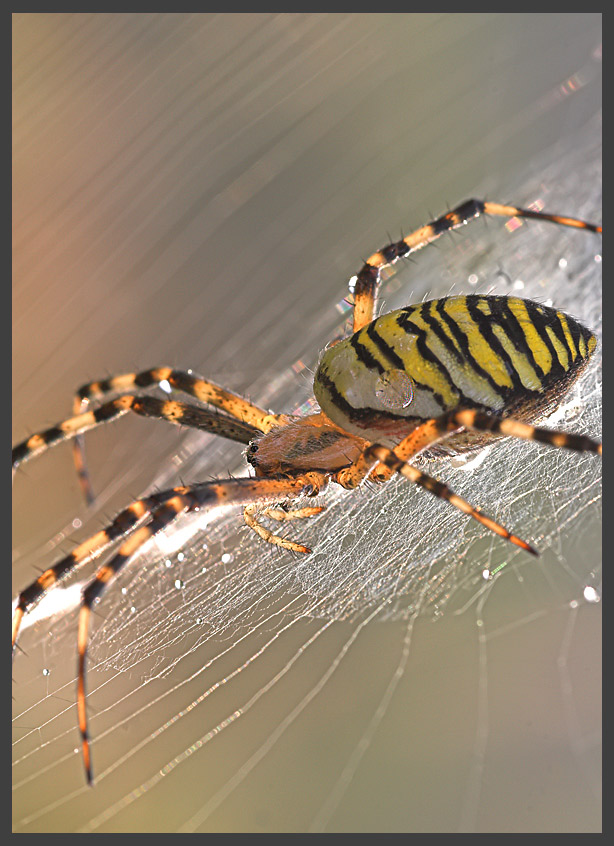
13 14 601 833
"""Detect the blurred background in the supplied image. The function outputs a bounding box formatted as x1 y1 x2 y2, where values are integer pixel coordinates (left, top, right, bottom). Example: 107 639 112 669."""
13 14 601 833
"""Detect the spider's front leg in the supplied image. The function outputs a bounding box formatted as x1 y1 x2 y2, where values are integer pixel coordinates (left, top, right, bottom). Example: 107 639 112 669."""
17 366 291 505
349 200 600 332
12 394 263 478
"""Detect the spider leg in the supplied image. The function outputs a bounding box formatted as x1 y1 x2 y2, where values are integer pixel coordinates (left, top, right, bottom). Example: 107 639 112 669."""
335 441 537 555
12 488 183 652
262 505 326 521
367 407 602 484
444 408 602 454
350 199 601 332
77 495 194 784
12 395 263 475
26 472 327 785
243 504 325 553
75 367 287 431
67 367 290 505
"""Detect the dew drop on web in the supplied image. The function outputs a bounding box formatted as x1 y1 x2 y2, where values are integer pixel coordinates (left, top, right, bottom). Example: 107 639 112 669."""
374 370 414 409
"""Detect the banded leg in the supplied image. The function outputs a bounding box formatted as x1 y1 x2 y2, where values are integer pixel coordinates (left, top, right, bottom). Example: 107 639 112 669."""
243 504 325 554
59 472 328 784
69 367 289 505
351 199 602 331
12 489 182 652
335 441 537 555
367 407 602 484
12 395 263 474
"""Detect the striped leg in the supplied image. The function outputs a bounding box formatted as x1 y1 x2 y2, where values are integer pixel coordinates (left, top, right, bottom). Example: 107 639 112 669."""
351 199 601 331
12 395 263 474
367 407 602 485
12 489 181 652
53 472 327 785
444 408 602 454
243 504 326 554
69 367 289 505
335 440 537 556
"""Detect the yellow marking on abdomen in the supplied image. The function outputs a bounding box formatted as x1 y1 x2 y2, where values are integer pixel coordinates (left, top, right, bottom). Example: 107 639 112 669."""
506 298 553 375
557 311 577 361
490 324 542 390
443 298 514 389
545 326 569 370
372 313 460 407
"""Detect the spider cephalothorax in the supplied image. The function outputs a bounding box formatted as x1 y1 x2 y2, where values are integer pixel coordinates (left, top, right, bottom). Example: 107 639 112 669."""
12 197 601 784
246 412 367 476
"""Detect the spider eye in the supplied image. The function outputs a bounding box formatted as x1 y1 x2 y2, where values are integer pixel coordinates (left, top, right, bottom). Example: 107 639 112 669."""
374 370 414 410
246 442 260 466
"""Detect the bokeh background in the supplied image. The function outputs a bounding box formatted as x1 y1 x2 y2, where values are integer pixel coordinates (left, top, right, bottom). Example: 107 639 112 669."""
13 14 601 833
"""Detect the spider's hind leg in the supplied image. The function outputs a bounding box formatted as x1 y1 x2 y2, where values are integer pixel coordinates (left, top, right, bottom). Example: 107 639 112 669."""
333 406 601 555
349 199 600 333
336 440 537 556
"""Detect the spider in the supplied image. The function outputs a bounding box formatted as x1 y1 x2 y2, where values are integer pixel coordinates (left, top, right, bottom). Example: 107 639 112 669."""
12 197 602 785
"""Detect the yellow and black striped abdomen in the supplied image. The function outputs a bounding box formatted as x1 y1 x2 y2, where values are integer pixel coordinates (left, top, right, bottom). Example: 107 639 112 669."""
313 295 596 446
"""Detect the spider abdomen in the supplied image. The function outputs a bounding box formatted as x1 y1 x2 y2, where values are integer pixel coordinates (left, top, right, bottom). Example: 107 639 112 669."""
314 294 596 446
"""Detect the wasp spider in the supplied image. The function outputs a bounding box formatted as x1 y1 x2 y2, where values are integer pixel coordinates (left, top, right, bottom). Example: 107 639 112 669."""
12 198 602 784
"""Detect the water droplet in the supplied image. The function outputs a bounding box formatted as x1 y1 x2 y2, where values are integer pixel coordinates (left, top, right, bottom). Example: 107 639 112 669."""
174 579 185 590
583 585 600 603
165 559 173 568
221 552 233 565
374 370 413 410
177 552 185 562
42 668 50 677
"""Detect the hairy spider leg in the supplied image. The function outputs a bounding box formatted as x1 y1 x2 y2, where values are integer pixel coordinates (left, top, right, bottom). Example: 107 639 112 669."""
351 199 601 332
69 367 289 505
25 473 327 785
243 504 326 553
368 407 602 483
11 488 188 652
12 395 263 476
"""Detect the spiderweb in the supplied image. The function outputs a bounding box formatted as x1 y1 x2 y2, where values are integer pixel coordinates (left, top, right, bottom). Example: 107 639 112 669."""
13 13 601 830
13 131 601 832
